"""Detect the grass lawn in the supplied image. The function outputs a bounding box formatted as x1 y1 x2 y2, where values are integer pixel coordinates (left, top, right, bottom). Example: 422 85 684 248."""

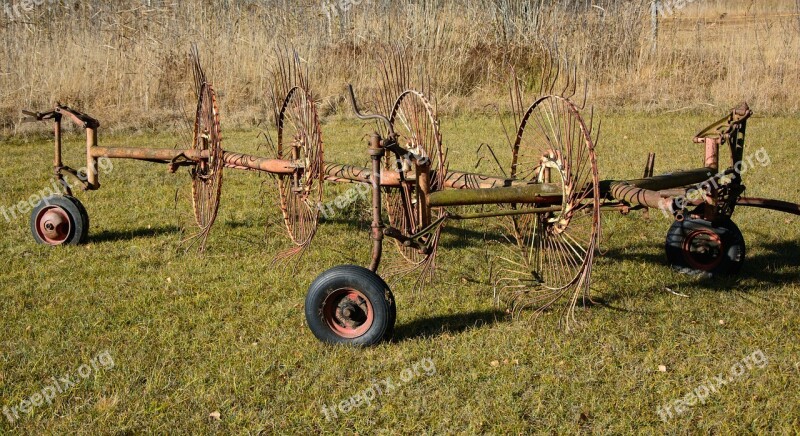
1 109 799 433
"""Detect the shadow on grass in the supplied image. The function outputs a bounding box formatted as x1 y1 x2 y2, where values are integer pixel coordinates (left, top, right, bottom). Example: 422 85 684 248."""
392 309 507 342
91 225 178 243
221 219 256 230
440 226 507 250
598 233 800 302
317 215 508 250
740 237 800 284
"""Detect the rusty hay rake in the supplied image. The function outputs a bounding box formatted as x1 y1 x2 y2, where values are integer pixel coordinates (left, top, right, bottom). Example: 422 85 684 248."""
22 48 800 346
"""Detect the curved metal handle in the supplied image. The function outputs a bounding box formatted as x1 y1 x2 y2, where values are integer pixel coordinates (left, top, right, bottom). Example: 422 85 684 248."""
348 84 394 136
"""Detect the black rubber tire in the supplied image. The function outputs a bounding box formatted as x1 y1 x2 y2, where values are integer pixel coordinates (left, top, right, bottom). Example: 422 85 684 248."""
305 265 396 346
66 196 90 243
665 218 745 276
29 195 89 246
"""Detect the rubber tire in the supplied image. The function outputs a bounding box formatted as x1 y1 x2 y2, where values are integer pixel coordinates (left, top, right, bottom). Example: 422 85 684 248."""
67 196 90 243
665 218 745 276
305 265 396 346
30 195 89 246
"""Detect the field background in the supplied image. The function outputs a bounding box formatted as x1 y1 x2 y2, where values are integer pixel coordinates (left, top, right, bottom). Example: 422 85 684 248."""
1 0 800 133
2 0 800 434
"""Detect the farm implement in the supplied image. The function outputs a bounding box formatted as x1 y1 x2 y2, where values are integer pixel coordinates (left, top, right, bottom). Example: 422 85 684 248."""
22 48 800 346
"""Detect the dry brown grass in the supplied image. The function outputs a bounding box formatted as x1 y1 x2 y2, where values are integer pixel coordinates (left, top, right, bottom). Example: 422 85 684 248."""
1 0 798 134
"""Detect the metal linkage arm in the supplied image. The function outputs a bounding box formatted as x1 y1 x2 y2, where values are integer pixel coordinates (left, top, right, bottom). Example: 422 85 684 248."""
21 105 102 191
347 84 394 137
693 102 752 143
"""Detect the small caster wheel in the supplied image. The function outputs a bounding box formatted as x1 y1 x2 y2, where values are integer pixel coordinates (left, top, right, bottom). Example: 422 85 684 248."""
30 195 89 246
665 218 745 275
305 265 396 346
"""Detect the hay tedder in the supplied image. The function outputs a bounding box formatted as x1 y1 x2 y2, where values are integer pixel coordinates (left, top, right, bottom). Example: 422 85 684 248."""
22 48 800 346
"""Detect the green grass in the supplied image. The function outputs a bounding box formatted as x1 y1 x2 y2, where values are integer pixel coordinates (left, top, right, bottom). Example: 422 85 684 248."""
1 110 799 433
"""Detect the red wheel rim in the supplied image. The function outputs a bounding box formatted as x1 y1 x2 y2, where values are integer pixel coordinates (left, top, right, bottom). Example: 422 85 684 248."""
682 229 724 271
35 206 71 245
321 288 374 339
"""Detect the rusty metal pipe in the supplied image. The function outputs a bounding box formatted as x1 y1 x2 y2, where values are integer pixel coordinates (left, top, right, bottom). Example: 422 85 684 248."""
447 206 562 220
428 183 562 207
417 164 431 226
88 146 538 188
609 183 675 211
704 137 719 171
54 116 62 170
606 167 718 212
221 152 295 174
322 163 533 190
736 197 800 216
608 168 716 193
91 147 207 162
86 127 99 190
323 163 402 187
440 170 532 190
643 153 655 178
368 134 384 273
90 147 297 175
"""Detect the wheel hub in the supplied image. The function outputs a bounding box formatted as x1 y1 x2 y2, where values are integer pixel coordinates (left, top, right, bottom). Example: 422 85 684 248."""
322 288 374 339
36 207 71 245
337 300 367 327
682 229 724 271
537 152 572 234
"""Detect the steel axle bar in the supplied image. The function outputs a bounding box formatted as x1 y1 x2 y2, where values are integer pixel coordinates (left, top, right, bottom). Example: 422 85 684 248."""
736 197 800 216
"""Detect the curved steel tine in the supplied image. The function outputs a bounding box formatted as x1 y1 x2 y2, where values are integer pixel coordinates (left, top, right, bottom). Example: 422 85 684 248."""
379 56 392 117
593 118 602 149
190 43 207 95
550 55 560 95
474 143 506 177
501 79 520 154
539 50 550 97
580 78 589 110
560 60 572 97
567 65 578 99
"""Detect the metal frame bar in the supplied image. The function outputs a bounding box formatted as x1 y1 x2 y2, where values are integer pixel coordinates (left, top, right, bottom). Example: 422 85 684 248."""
22 102 800 252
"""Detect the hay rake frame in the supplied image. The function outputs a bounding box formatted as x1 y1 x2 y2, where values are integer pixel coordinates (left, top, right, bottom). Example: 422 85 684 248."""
22 48 800 346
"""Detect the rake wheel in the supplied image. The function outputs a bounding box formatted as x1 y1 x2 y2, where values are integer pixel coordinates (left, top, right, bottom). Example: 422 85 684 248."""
276 86 323 249
190 81 224 250
504 95 600 317
385 90 446 267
